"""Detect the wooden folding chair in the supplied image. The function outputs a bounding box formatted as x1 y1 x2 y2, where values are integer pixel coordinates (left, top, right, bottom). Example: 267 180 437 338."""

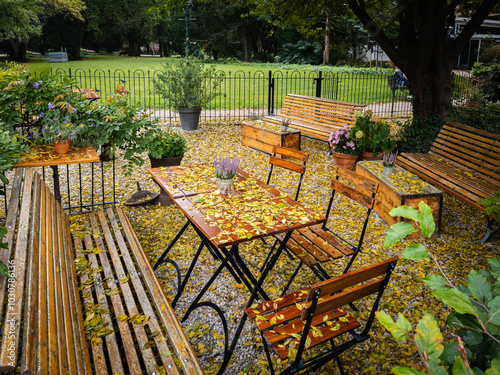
245 257 398 375
267 145 309 201
275 166 379 294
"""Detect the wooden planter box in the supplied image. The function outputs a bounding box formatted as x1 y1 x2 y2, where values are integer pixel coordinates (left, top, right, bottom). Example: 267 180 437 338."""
240 121 301 154
356 161 443 237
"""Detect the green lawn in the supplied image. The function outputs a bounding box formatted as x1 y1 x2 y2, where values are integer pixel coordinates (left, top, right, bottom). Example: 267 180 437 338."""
18 56 405 110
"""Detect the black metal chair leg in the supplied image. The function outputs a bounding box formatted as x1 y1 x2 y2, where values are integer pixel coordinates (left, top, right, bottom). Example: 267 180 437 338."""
281 261 303 296
480 216 499 243
261 334 275 375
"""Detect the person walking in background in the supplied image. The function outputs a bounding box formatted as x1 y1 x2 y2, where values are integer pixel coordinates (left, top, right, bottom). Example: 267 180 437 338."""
394 67 412 98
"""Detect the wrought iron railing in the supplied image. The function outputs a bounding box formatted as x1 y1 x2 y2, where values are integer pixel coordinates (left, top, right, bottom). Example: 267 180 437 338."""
33 68 477 120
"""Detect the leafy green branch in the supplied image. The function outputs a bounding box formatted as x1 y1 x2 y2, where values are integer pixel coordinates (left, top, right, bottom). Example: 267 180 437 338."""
377 202 500 375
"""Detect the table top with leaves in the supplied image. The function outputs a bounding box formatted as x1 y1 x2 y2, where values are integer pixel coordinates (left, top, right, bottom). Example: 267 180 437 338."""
149 165 325 248
13 145 99 167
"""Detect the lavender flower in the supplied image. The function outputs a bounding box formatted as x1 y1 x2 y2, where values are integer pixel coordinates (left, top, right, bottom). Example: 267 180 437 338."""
39 112 44 118
33 82 40 89
383 151 398 166
214 156 240 180
48 103 55 110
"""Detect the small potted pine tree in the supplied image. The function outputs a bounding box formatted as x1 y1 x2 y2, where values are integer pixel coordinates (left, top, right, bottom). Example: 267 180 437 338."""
154 56 222 131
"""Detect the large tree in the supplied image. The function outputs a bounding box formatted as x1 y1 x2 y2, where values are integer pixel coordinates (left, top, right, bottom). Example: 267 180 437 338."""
251 0 499 119
346 0 500 119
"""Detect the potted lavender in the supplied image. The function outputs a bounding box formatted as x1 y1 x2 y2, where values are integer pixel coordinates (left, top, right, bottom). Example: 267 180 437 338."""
383 151 398 176
214 156 240 196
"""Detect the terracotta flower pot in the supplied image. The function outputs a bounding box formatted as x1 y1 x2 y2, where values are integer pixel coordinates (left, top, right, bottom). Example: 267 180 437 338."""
360 151 383 161
53 140 71 154
333 152 358 171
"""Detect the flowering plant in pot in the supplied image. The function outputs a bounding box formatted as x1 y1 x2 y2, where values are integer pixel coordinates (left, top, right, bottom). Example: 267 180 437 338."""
147 128 188 167
40 100 82 153
382 150 398 176
153 56 222 131
351 110 394 159
214 156 240 196
328 126 359 171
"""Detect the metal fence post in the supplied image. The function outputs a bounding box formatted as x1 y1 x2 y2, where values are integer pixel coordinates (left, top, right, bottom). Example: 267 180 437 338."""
315 71 322 98
267 70 275 115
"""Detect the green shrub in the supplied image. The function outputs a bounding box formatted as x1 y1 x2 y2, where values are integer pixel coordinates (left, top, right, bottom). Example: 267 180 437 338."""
395 114 443 153
379 202 500 374
449 105 500 135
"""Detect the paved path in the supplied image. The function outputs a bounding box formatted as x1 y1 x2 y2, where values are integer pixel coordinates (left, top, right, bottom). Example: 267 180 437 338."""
151 100 413 122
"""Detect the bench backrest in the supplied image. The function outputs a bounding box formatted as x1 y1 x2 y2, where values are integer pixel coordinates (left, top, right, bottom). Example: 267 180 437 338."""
430 122 500 189
280 94 366 129
1 168 92 374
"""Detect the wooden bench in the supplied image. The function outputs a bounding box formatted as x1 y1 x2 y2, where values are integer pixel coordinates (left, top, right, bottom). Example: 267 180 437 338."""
397 122 500 241
263 94 366 141
47 51 68 62
1 168 204 374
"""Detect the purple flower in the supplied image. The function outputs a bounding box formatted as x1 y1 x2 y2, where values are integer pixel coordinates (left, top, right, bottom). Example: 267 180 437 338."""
33 82 40 89
48 103 55 109
39 112 44 118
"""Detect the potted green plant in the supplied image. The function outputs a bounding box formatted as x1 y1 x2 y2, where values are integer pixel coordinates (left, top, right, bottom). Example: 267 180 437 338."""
147 128 188 168
351 110 395 160
153 56 222 131
147 128 188 205
328 126 359 171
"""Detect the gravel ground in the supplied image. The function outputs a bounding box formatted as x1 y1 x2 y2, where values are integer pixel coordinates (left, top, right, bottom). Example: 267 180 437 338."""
2 120 497 374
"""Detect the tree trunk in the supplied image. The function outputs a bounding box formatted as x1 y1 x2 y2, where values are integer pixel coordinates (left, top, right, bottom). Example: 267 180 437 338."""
323 14 330 65
241 33 250 62
8 40 27 62
128 38 141 56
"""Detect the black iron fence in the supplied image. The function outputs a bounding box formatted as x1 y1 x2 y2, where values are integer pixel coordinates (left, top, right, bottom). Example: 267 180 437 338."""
34 68 477 121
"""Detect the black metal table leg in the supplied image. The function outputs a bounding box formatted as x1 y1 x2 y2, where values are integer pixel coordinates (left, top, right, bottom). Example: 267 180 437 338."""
50 165 61 202
154 219 190 270
216 230 294 375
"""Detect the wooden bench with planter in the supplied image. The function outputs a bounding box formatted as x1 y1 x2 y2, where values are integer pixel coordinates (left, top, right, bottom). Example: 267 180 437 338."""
263 94 366 141
1 168 204 374
396 121 500 241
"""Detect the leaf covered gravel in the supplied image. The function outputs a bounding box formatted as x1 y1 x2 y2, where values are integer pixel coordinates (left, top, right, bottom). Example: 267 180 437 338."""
4 120 497 374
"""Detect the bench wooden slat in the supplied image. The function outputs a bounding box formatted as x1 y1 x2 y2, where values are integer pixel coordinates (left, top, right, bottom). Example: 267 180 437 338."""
74 237 109 374
63 213 93 374
0 168 33 366
115 207 205 375
21 174 41 374
104 209 181 373
88 213 140 374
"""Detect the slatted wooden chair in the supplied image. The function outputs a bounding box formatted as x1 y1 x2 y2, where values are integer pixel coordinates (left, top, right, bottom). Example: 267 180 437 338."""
266 145 309 201
245 257 398 374
275 166 379 294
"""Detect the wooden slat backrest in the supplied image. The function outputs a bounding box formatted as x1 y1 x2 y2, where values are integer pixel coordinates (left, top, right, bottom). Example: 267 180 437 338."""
301 257 398 320
430 122 500 186
0 169 34 371
333 166 379 209
21 173 41 373
269 146 308 175
281 94 365 127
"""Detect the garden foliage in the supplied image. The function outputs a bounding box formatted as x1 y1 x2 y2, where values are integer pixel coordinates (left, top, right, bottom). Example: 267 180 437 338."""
379 202 500 374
